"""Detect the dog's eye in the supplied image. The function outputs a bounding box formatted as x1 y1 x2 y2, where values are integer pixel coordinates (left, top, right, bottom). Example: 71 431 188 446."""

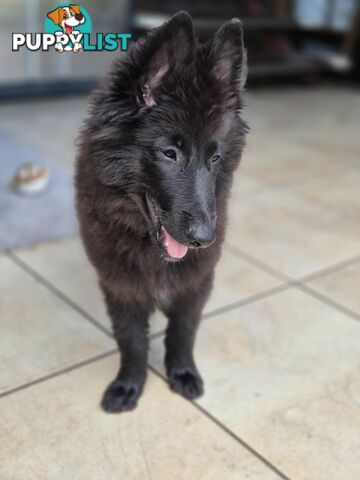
212 154 221 163
63 13 68 18
162 149 177 161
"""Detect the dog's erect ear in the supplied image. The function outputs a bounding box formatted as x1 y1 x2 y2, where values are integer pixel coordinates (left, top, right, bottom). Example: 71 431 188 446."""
47 7 62 26
206 18 247 91
70 5 81 15
137 11 195 107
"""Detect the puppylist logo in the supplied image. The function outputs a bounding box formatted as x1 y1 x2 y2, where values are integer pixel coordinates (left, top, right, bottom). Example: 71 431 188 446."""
12 3 131 53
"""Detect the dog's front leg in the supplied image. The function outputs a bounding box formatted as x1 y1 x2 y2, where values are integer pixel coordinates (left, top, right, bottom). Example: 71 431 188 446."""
163 273 213 400
73 43 81 53
54 32 64 52
72 31 83 52
101 286 151 413
54 42 64 52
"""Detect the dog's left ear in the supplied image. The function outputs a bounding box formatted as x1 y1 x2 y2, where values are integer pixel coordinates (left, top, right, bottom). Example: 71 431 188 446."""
137 11 195 107
47 7 62 26
206 18 247 92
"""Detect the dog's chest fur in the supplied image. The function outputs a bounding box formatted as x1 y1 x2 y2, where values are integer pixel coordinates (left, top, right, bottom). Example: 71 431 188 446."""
153 287 171 309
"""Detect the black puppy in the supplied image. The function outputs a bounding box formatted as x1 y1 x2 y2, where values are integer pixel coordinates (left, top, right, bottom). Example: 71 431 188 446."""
75 11 248 413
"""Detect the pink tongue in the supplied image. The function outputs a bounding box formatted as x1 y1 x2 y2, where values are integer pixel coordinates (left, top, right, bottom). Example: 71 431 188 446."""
162 227 188 259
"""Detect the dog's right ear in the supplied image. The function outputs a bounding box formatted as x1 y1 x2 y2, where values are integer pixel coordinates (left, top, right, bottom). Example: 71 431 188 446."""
70 4 81 15
136 11 195 107
47 7 61 26
206 18 247 92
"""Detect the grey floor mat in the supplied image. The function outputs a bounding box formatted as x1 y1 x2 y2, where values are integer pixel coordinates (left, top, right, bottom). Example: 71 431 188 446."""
0 131 78 251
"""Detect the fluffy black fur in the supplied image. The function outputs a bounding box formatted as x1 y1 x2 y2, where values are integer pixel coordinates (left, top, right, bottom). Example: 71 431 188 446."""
75 12 248 413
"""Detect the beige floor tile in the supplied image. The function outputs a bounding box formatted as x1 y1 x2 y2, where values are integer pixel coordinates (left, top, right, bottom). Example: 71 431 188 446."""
0 255 113 394
149 288 360 480
231 170 268 200
16 239 281 334
15 238 108 324
246 87 360 144
245 88 360 167
227 185 360 278
282 96 360 159
307 261 360 315
240 133 354 185
0 356 281 480
206 248 282 314
291 168 360 221
15 238 167 335
292 133 359 161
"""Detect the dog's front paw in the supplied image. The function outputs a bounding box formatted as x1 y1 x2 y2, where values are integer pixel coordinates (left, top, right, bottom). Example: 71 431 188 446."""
101 376 144 413
168 365 204 400
55 43 64 52
73 43 82 53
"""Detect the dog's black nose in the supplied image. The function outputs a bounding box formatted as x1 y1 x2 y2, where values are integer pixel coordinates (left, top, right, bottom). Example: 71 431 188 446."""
75 13 83 21
188 223 216 248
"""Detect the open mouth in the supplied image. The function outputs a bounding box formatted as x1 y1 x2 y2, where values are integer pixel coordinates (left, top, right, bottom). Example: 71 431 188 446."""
64 23 73 34
145 192 188 260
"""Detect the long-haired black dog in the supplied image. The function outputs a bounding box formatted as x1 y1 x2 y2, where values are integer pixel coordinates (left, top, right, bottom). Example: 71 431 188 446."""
75 11 248 413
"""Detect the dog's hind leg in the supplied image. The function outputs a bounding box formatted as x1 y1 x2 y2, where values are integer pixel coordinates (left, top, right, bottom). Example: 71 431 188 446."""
163 273 213 400
100 286 151 413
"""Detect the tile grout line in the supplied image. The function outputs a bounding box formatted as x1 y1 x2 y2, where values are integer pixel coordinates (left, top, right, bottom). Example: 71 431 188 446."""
226 245 360 323
146 250 360 478
202 281 293 320
295 283 360 324
148 365 291 480
297 254 360 283
239 172 360 222
149 329 166 340
141 281 294 342
190 403 292 480
4 248 294 402
6 250 294 340
0 348 118 400
226 244 290 282
0 347 291 480
0 254 307 477
5 250 167 340
6 243 358 467
6 244 296 359
14 239 355 344
226 244 360 285
5 251 168 342
7 250 114 338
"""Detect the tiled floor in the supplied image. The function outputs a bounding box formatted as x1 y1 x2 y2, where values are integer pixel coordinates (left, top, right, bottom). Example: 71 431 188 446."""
1 86 360 480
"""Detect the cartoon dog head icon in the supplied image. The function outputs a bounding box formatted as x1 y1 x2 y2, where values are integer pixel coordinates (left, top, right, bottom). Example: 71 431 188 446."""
47 5 85 35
